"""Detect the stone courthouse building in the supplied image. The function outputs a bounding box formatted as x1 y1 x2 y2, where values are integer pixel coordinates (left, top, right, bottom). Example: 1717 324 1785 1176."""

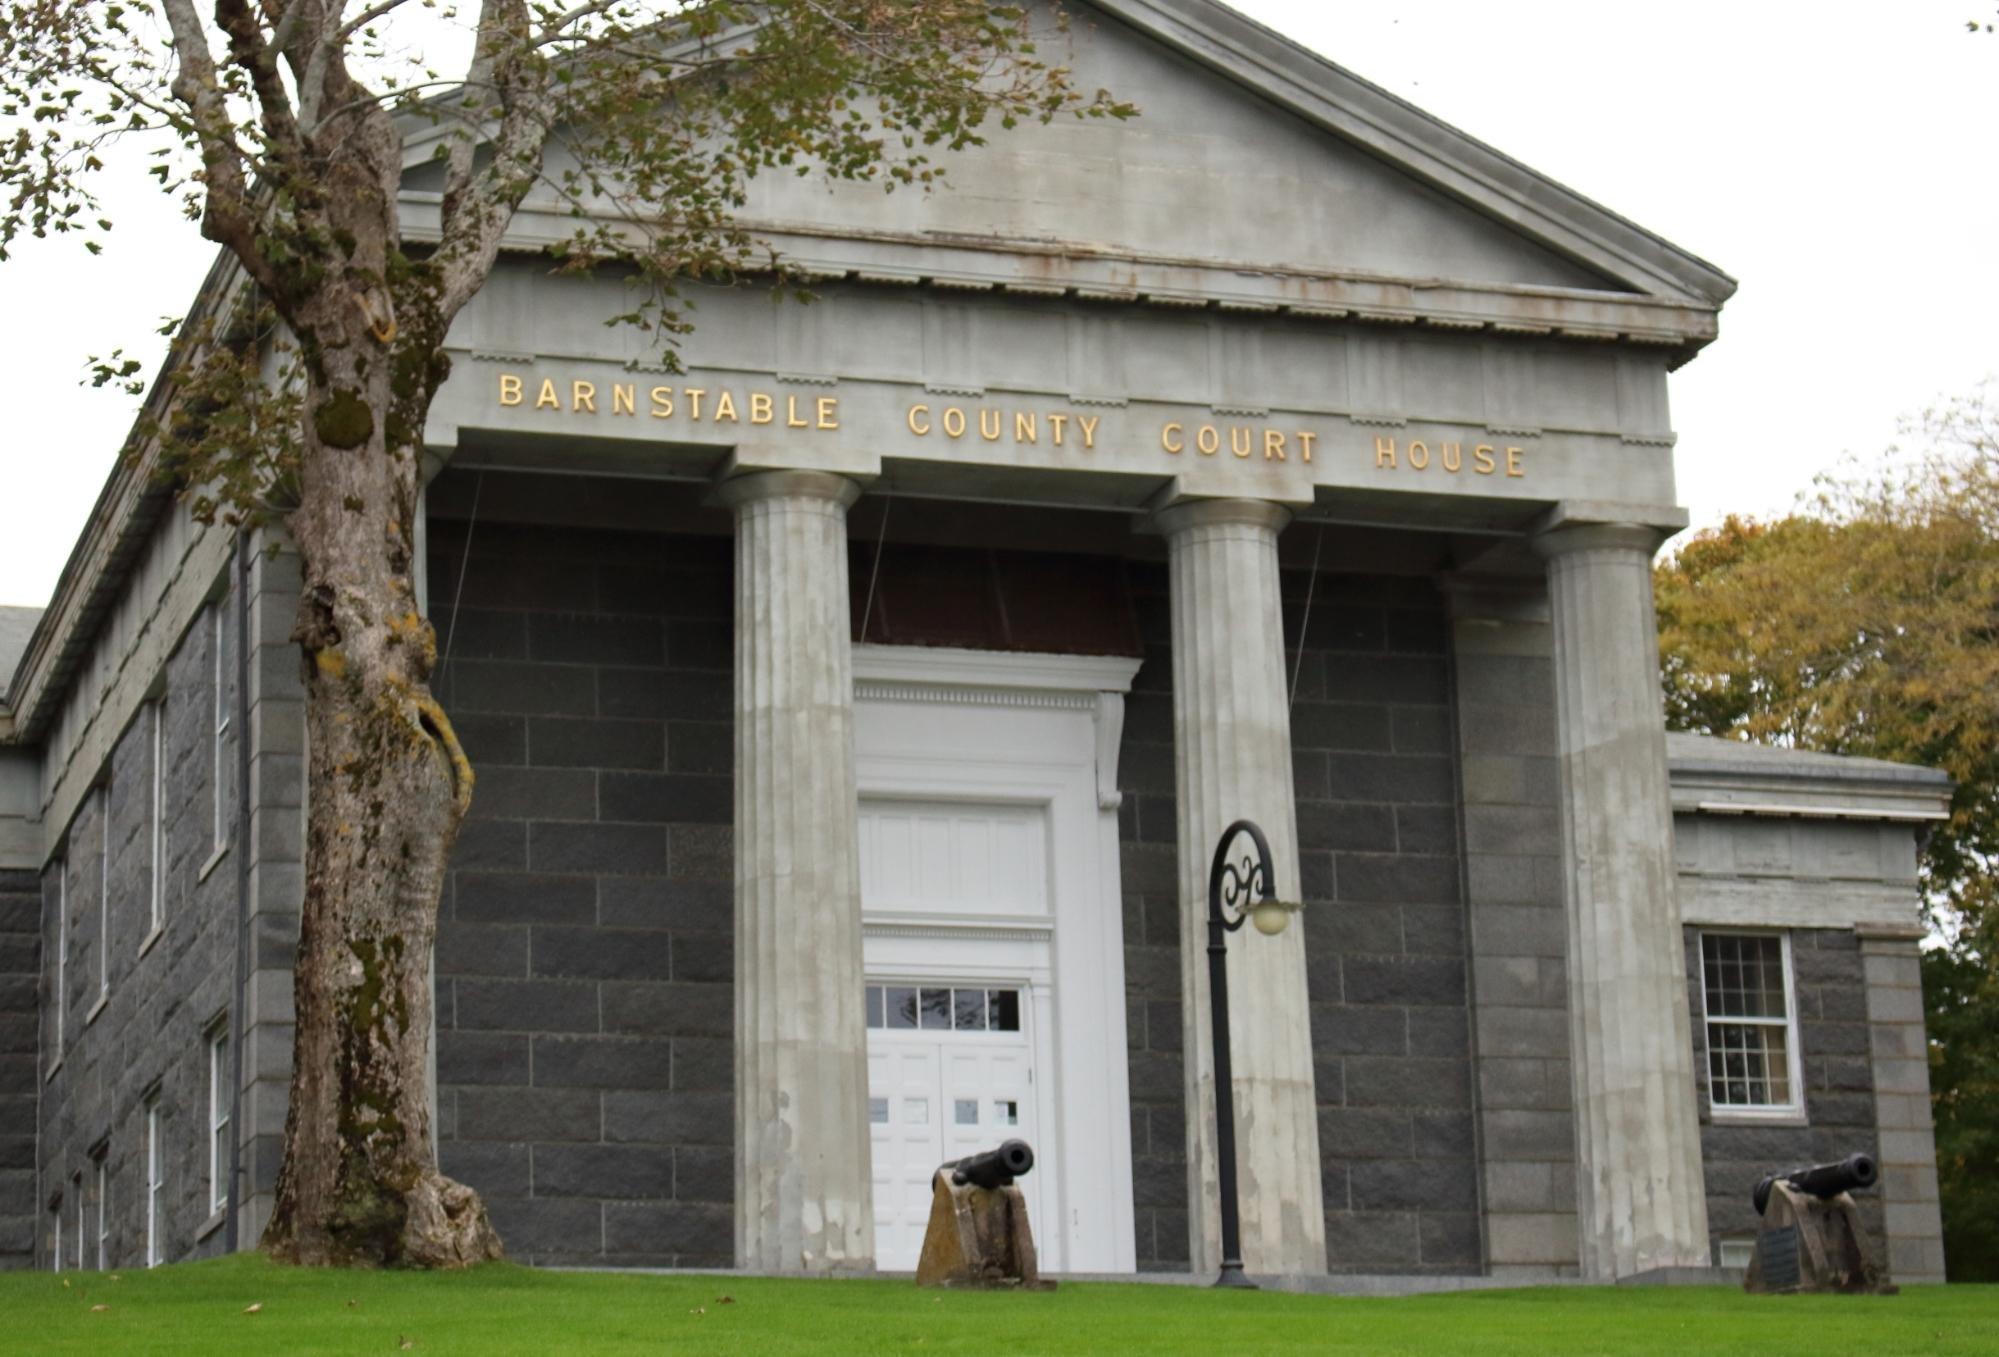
0 0 1952 1283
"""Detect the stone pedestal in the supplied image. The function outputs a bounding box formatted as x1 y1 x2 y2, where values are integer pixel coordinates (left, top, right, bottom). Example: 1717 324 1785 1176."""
719 470 874 1272
1156 498 1327 1277
1535 522 1709 1279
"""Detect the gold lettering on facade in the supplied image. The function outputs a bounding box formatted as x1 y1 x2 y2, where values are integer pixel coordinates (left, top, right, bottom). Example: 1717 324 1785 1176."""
1162 422 1185 454
1229 427 1252 459
942 407 967 439
1264 430 1287 461
1197 425 1220 456
536 378 561 410
1015 411 1038 444
1507 447 1525 477
684 388 707 421
751 392 774 426
1077 415 1099 450
1474 444 1495 474
1371 436 1525 479
787 395 810 429
572 380 598 413
1297 432 1316 464
1408 440 1430 470
817 397 840 431
1375 436 1397 468
499 374 524 407
650 386 674 419
1441 442 1462 472
908 404 932 436
1048 413 1069 446
713 391 739 423
612 383 637 416
979 409 1003 441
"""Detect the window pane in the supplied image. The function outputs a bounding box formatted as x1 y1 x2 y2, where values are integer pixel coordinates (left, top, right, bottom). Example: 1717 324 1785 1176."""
866 986 884 1029
886 987 918 1030
994 1099 1018 1127
989 989 1020 1032
952 990 988 1031
1702 933 1786 1020
954 1099 979 1126
919 988 952 1030
868 1097 889 1125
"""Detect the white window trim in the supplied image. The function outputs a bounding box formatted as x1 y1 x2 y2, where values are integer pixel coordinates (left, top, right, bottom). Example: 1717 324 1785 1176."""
207 1025 231 1217
145 699 166 943
94 1152 108 1272
73 1172 84 1271
209 602 231 863
144 1098 162 1268
95 785 110 1009
1699 928 1806 1124
50 1196 60 1273
49 860 66 1077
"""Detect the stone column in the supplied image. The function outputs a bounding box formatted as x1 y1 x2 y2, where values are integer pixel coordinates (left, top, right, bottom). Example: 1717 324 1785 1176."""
1533 522 1708 1279
1858 923 1946 1284
1157 498 1326 1277
719 469 873 1273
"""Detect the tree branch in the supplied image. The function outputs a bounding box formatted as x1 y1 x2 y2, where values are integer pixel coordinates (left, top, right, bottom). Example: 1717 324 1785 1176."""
158 0 281 295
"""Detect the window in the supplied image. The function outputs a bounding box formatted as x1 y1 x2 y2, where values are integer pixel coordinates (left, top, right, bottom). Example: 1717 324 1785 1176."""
51 860 66 1059
147 700 165 936
144 1097 162 1268
211 604 230 855
50 1196 60 1273
93 1149 109 1271
72 1172 84 1271
1699 931 1802 1116
208 1025 231 1216
96 786 110 1005
865 985 1022 1033
1718 1237 1756 1269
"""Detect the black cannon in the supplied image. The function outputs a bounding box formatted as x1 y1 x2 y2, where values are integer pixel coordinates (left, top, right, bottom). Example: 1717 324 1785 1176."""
945 1139 1035 1190
1752 1152 1878 1216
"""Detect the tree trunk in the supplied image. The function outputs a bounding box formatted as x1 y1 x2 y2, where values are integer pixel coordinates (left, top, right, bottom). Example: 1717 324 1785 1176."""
258 152 500 1268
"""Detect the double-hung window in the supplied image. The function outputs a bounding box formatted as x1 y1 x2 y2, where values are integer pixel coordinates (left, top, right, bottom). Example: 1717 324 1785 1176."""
144 1096 163 1267
1699 930 1803 1118
93 1148 109 1271
211 604 230 856
51 860 66 1061
208 1024 231 1216
72 1172 84 1271
96 786 110 1008
147 700 165 938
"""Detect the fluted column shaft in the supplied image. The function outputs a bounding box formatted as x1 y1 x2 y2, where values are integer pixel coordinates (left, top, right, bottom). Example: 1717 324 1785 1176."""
1535 522 1709 1279
1158 498 1327 1277
720 470 873 1272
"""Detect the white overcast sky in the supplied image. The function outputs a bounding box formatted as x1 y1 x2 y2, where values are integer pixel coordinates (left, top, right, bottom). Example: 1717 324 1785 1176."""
1 2 1994 609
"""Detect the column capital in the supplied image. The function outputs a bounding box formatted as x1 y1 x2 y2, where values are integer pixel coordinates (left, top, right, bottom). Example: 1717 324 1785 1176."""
1530 520 1668 561
712 468 861 513
1149 496 1291 540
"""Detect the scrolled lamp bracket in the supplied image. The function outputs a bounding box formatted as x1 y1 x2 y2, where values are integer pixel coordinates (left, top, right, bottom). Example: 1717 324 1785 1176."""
1208 819 1303 938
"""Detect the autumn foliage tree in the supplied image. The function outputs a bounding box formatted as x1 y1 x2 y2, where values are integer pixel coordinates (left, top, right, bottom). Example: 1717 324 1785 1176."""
1655 385 1999 1280
0 0 1128 1267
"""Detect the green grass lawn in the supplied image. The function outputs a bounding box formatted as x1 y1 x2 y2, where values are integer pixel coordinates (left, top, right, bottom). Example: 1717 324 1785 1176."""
4 1255 1995 1355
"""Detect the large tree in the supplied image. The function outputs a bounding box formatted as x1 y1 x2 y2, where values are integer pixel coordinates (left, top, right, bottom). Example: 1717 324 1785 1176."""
1654 386 1999 1280
1 0 1127 1267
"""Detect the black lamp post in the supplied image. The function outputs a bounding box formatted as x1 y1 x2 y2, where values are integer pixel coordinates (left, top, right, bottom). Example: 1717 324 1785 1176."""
1205 818 1300 1290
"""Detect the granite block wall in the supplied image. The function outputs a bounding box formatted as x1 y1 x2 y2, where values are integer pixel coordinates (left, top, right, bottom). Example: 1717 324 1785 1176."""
0 868 37 1268
36 595 241 1270
1288 572 1478 1275
429 518 736 1268
1687 926 1884 1261
1116 561 1186 1271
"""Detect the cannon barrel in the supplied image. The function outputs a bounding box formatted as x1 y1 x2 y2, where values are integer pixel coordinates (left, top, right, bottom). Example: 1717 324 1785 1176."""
946 1139 1035 1190
1753 1152 1878 1215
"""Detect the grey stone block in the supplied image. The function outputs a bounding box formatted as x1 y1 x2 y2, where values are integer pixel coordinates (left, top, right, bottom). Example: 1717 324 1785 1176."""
675 1146 733 1202
437 923 530 978
453 873 596 926
602 1201 731 1256
1350 1157 1477 1213
666 620 730 671
597 876 730 931
1325 1210 1419 1267
1400 904 1465 959
1463 805 1562 857
1394 805 1459 856
668 825 732 882
456 1087 603 1144
451 713 527 766
1482 1109 1575 1162
529 614 663 666
1343 956 1465 1008
529 718 666 772
598 772 731 825
600 668 730 722
601 982 730 1038
1346 1057 1471 1111
1457 702 1555 758
1406 1007 1471 1059
1324 657 1449 707
603 1091 733 1146
1296 802 1397 854
456 977 600 1033
1336 854 1459 906
1318 1107 1411 1160
435 609 527 662
529 927 672 983
466 767 597 823
1389 705 1452 755
534 1143 675 1199
1291 703 1393 754
1477 1007 1569 1059
670 934 730 984
531 1035 672 1090
1420 1211 1482 1267
1310 903 1404 957
449 661 597 718
1311 1005 1406 1056
1326 754 1454 805
484 1195 604 1255
529 822 668 876
1470 903 1566 958
1412 1111 1474 1161
671 1037 732 1092
453 820 529 873
439 1142 532 1197
666 722 732 775
437 1032 531 1086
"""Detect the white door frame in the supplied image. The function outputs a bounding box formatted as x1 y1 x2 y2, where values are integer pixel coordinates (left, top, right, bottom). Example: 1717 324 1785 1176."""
854 644 1141 1273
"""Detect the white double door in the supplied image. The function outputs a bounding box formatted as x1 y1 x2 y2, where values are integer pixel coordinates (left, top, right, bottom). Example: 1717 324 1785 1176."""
853 645 1141 1275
